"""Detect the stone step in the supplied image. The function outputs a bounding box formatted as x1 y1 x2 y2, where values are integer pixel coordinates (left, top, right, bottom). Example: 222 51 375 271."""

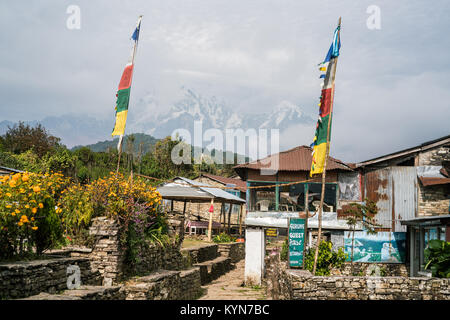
194 256 233 285
123 268 202 300
22 285 124 300
181 244 220 265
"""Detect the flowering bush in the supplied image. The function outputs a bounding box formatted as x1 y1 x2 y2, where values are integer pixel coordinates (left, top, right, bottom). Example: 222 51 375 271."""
59 172 165 249
0 172 70 259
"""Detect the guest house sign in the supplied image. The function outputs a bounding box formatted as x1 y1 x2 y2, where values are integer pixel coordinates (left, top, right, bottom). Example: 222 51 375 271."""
288 218 305 268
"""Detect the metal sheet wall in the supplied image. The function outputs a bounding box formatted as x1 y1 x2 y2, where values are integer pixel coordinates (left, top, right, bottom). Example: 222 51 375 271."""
391 167 417 232
365 168 392 229
364 167 418 232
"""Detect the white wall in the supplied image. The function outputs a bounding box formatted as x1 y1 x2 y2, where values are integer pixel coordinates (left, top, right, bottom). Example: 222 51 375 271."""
244 227 265 285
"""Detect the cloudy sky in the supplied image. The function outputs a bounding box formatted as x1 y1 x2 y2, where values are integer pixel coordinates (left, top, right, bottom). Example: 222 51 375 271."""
0 0 449 162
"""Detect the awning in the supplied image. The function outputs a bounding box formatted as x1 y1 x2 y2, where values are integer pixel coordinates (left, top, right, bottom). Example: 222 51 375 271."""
163 177 246 204
245 211 362 230
417 166 450 186
400 214 450 226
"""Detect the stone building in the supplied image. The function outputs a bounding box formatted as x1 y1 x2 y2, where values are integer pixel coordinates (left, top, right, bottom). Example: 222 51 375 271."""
355 135 450 276
233 145 356 241
355 134 450 231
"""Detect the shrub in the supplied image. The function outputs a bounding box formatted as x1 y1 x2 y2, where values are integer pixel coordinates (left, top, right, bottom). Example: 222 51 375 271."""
424 239 450 278
213 232 236 243
304 241 347 276
0 172 69 259
59 172 167 260
280 237 289 261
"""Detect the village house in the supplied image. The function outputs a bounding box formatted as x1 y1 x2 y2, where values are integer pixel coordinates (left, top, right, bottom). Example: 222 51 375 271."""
354 135 450 275
233 145 358 245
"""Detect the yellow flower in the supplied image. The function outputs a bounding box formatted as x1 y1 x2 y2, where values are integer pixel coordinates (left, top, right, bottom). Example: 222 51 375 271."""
22 174 29 182
25 204 30 209
6 205 12 208
18 222 23 226
11 212 16 216
38 203 44 209
31 226 38 231
12 173 21 181
8 180 16 187
32 207 37 214
15 209 20 214
32 186 41 193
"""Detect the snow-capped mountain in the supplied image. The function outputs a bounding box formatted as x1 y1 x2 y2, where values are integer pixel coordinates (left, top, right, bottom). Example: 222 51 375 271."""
128 88 315 139
1 88 315 149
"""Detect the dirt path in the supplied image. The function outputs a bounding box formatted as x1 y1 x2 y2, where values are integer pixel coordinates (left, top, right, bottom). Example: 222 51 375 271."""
198 260 267 300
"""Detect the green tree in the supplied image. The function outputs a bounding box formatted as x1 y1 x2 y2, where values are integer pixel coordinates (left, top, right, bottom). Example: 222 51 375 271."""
343 198 380 264
2 122 61 157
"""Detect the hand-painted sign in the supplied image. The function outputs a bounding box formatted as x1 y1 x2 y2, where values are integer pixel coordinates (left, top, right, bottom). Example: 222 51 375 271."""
265 228 278 237
288 218 305 267
344 231 406 263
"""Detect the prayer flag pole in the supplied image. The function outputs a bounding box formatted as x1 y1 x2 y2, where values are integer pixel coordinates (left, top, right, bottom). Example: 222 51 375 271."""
312 17 341 275
113 16 143 174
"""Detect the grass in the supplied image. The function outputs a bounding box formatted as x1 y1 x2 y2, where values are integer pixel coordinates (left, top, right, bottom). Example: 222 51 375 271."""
182 238 211 249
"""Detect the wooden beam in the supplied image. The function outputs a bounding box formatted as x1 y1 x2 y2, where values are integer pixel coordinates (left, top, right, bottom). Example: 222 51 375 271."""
207 199 214 242
227 202 233 234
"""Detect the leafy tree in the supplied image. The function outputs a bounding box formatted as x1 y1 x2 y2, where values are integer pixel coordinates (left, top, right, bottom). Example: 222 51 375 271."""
424 239 450 278
2 122 61 157
343 199 380 264
304 241 347 276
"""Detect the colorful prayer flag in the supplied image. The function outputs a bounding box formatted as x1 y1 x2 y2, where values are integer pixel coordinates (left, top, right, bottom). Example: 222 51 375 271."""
310 24 341 177
112 16 142 143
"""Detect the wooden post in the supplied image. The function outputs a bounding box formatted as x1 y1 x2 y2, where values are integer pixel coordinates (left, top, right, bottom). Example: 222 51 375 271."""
312 17 341 275
239 204 244 237
303 183 309 269
227 202 233 234
207 199 214 242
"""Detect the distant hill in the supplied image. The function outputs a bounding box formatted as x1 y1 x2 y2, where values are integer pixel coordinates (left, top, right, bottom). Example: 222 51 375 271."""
71 133 159 154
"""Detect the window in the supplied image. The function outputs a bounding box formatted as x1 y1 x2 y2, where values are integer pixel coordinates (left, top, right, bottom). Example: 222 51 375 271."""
289 183 337 212
248 181 338 212
338 172 361 201
248 182 276 211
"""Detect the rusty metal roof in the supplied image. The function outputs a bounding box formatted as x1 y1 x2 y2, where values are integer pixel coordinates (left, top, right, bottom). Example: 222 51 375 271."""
418 177 450 186
199 173 247 192
233 145 352 172
356 135 450 168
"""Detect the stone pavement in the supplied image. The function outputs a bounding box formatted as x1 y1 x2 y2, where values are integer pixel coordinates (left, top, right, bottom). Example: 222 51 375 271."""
198 260 267 300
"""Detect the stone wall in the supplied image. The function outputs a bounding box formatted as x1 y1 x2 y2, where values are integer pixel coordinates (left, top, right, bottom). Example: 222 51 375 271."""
88 216 185 285
218 242 245 263
332 262 408 277
264 253 450 300
181 244 219 265
417 146 450 216
288 271 450 300
418 184 450 216
123 267 202 300
0 257 101 299
418 146 450 166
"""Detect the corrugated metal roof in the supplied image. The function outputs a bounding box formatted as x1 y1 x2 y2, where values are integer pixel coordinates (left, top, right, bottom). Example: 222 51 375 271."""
233 145 351 172
418 177 450 186
157 185 213 202
245 211 361 230
199 173 247 192
169 177 246 204
0 166 23 174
